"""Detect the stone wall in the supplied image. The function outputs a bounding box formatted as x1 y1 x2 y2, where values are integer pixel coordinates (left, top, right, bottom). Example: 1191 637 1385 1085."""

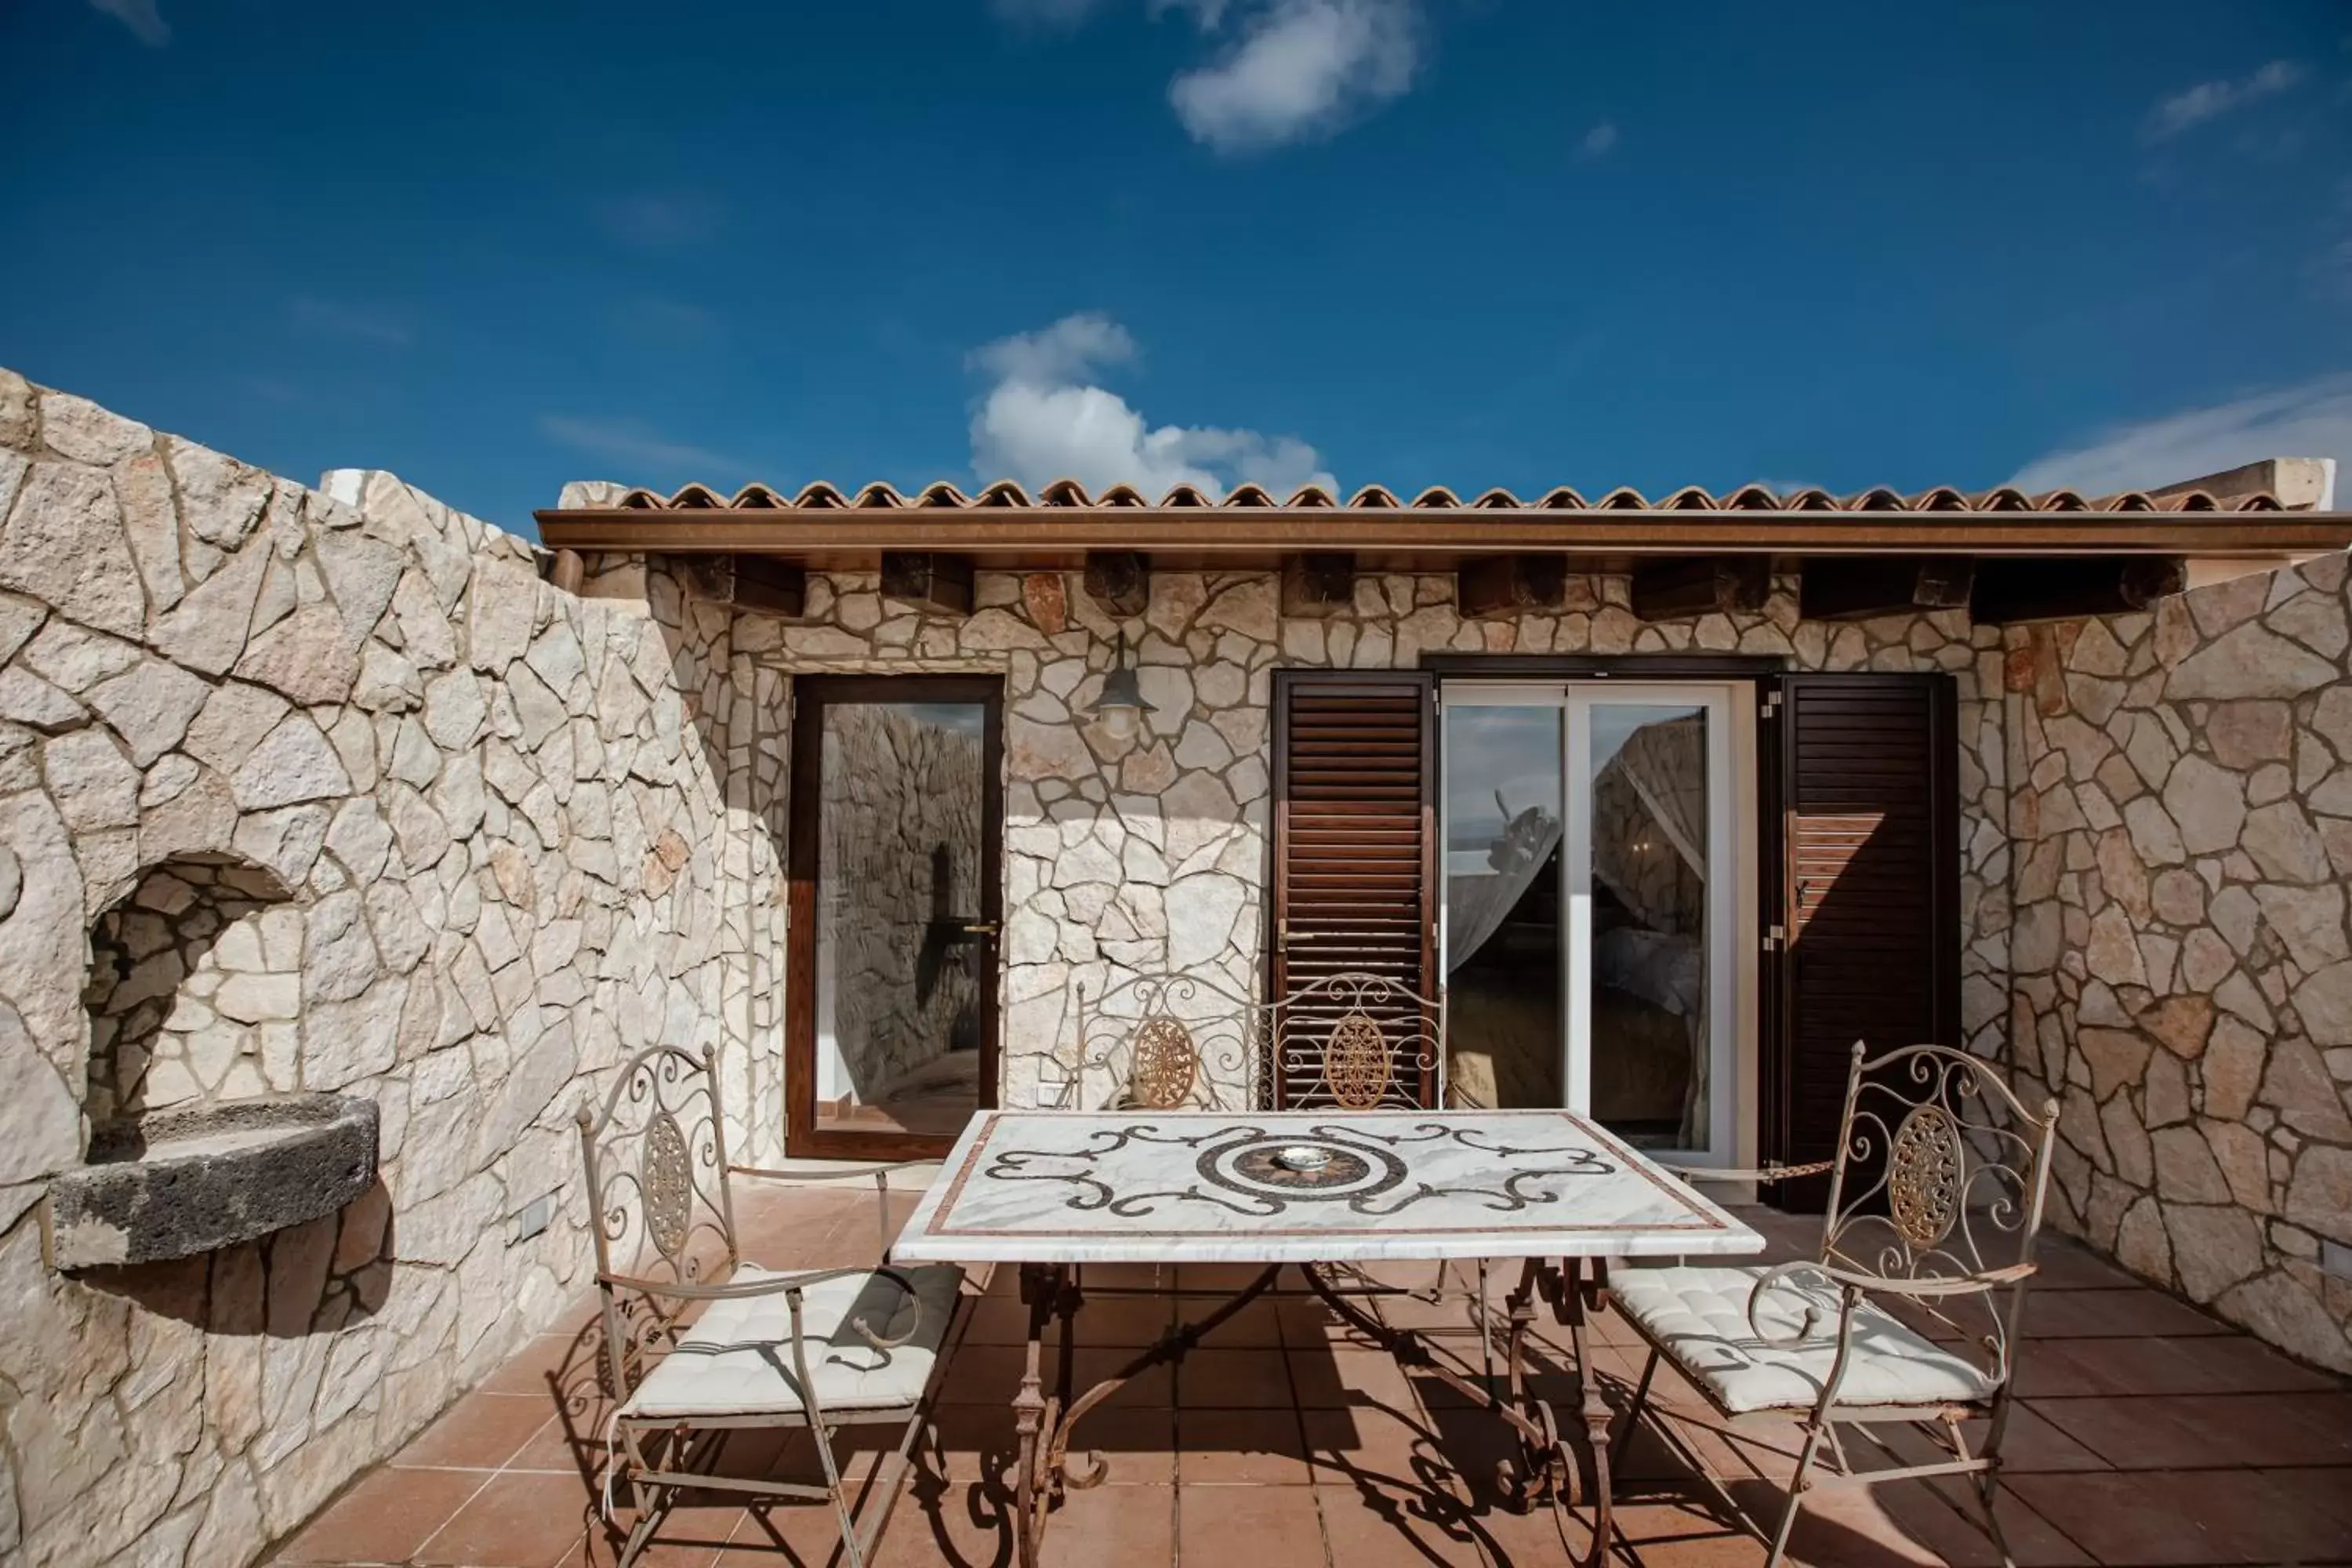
702 562 2009 1113
2007 556 2352 1372
0 370 746 1567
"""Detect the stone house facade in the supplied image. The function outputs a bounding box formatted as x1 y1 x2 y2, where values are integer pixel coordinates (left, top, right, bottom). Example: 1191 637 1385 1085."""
0 367 2347 1567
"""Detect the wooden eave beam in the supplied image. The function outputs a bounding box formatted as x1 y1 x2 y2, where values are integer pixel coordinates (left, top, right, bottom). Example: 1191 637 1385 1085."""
1282 553 1356 616
1082 550 1149 618
1799 556 1976 622
1970 556 2187 625
532 506 2352 560
1457 554 1568 618
880 551 974 615
1630 557 1770 621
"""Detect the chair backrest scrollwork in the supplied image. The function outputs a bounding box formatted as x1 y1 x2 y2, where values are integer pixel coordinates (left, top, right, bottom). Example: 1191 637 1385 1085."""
1820 1041 2059 1386
575 1045 741 1396
1269 970 1439 1110
1068 971 1257 1110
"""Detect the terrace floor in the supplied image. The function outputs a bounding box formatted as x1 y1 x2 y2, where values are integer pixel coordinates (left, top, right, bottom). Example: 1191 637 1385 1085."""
268 1183 2352 1567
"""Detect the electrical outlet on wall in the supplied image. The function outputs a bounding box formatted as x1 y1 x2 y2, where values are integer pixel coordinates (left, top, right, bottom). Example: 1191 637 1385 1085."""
509 1190 560 1246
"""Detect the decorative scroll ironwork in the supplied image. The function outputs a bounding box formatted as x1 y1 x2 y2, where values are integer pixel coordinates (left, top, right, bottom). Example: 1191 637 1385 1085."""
642 1110 694 1260
978 1118 1617 1220
1270 971 1439 1111
1323 1010 1392 1109
1886 1102 1963 1248
1128 1017 1200 1109
578 1044 735 1289
1045 970 1258 1111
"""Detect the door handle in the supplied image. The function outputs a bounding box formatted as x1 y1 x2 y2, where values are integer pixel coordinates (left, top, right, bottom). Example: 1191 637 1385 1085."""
960 920 1000 938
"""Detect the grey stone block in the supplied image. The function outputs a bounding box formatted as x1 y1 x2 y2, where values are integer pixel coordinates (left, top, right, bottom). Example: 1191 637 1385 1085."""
45 1094 378 1269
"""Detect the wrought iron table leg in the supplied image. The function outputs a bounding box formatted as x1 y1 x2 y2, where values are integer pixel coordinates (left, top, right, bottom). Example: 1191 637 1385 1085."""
1562 1257 1616 1568
1011 1263 1059 1568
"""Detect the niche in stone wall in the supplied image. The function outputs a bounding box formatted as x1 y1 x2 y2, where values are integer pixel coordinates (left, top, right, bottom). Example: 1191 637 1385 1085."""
84 852 302 1126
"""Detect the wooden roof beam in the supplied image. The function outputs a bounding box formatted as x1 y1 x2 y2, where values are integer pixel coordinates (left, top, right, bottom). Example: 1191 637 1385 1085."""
1799 557 1975 622
1970 556 2186 624
1630 557 1770 621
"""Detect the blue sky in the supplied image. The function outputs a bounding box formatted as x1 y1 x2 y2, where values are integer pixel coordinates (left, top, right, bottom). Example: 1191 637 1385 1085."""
4 1 2348 537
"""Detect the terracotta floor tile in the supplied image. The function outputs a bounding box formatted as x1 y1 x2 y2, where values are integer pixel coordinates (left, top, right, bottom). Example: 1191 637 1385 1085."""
1316 1479 1486 1565
413 1472 599 1567
1191 1299 1287 1348
2007 1465 2352 1565
481 1331 608 1397
395 1392 565 1470
1301 1405 1449 1489
1059 1406 1179 1485
866 1477 1014 1568
274 1465 492 1564
915 1404 1019 1486
1178 1347 1297 1408
1295 1346 1421 1410
2024 1240 2147 1293
1177 1406 1313 1484
1069 1292 1183 1346
564 1503 747 1568
2033 1390 2352 1470
2014 1332 2343 1398
703 1488 898 1568
1174 1483 1322 1563
2020 1287 2229 1339
1043 1483 1174 1566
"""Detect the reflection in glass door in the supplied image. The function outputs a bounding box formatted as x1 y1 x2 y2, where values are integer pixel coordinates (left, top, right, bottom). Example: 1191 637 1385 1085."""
788 676 1002 1160
1441 684 1735 1160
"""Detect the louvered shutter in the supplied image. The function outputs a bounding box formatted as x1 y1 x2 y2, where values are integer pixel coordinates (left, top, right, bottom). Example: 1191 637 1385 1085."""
1763 673 1960 1210
1269 671 1439 1109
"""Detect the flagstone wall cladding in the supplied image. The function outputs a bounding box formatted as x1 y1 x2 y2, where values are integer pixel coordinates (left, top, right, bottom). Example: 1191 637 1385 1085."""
0 370 753 1568
2005 555 2352 1373
691 560 2011 1115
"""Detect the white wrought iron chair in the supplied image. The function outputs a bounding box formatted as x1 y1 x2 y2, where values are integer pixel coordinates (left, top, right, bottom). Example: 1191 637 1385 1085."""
575 1045 970 1568
1607 1040 2059 1568
1047 970 1259 1110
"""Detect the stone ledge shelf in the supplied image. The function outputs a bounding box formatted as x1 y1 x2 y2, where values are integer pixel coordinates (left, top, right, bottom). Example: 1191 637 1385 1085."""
45 1095 380 1270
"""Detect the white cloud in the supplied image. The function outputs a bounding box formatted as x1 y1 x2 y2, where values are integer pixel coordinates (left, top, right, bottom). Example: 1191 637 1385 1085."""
2007 373 2352 495
87 0 168 45
1169 0 1419 153
967 313 1334 496
538 416 753 480
2144 59 2305 141
1579 121 1618 159
288 298 412 348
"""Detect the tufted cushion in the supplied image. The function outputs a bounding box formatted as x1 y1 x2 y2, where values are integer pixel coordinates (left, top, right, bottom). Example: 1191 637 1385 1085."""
622 1263 965 1420
1612 1265 1998 1416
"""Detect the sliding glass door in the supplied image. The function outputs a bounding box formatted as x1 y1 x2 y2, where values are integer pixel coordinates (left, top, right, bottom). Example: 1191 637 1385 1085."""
1441 683 1736 1161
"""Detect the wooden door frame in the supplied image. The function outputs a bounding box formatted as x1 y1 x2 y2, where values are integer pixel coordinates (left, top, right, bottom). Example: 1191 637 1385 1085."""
785 673 1004 1161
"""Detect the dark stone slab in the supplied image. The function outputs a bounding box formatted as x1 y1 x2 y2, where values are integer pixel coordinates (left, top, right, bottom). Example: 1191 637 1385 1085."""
46 1094 379 1269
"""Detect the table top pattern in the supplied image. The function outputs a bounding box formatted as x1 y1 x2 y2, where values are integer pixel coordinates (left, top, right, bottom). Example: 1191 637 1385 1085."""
890 1111 1766 1264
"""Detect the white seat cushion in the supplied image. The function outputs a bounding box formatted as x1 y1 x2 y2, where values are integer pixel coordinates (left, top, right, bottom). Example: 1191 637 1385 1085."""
622 1263 965 1421
1613 1264 1999 1416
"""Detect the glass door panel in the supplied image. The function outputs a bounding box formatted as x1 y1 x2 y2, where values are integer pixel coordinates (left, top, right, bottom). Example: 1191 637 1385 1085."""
789 677 1002 1159
1441 681 1736 1160
1440 698 1564 1109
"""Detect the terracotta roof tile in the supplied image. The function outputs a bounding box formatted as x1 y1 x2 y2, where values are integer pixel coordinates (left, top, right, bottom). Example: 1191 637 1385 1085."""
571 478 2308 515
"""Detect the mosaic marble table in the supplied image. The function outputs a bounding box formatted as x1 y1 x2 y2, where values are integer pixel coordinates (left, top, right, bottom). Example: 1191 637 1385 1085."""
891 1110 1765 1566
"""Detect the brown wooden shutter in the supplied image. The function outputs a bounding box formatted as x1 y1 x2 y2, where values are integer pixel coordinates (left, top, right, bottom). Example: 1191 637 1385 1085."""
1762 673 1960 1209
1269 670 1439 1109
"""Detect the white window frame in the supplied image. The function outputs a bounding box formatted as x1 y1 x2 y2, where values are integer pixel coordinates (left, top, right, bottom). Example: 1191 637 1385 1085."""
1439 680 1739 1164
